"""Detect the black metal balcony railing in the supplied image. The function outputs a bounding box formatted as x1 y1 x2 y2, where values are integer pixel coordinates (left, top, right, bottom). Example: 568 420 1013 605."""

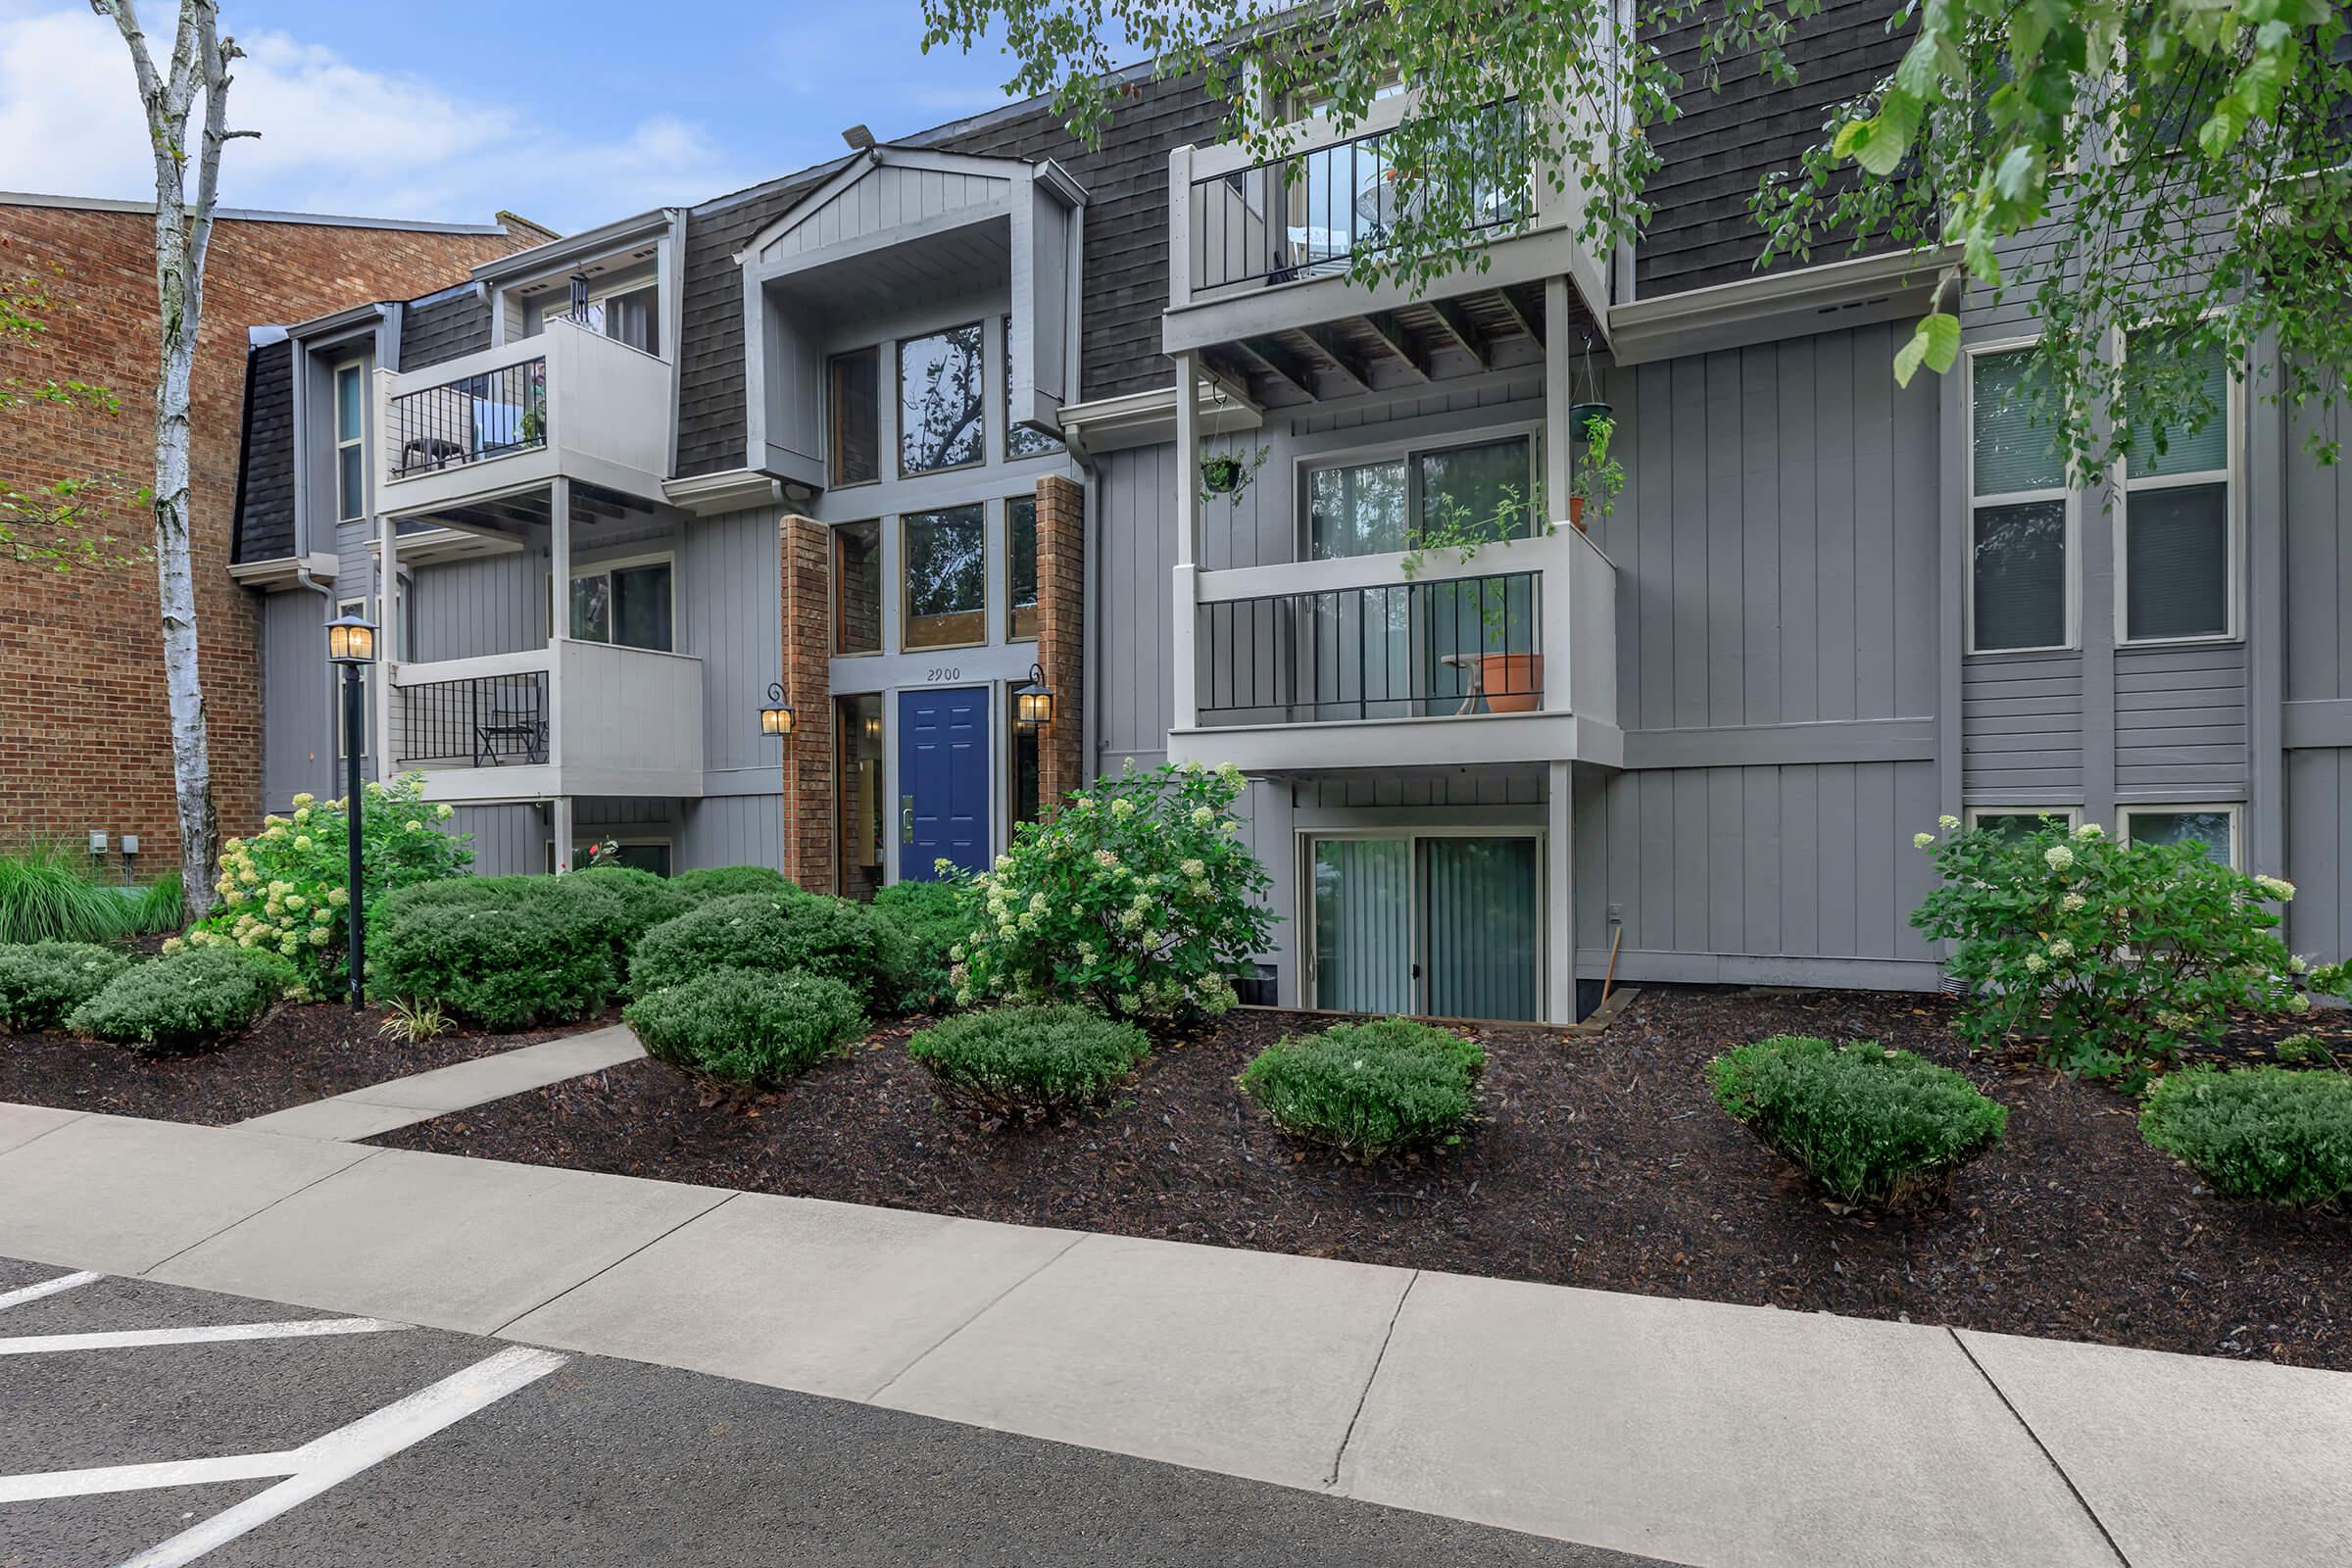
394 672 549 769
1198 570 1542 724
389 356 547 477
1188 99 1526 294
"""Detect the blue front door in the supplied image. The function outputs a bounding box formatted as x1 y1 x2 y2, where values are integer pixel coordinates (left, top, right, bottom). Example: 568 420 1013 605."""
899 686 989 880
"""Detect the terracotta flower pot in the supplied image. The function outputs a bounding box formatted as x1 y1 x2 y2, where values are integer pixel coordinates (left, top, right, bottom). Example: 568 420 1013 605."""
1569 494 1587 532
1479 653 1544 712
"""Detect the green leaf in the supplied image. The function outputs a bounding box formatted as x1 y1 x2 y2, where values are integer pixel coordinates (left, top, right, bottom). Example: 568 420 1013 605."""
1893 313 1961 387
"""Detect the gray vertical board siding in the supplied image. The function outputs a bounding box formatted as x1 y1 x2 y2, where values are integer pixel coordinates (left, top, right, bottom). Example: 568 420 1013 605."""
682 507 784 788
410 552 546 662
2285 396 2352 705
762 166 1010 260
1096 443 1180 768
1961 655 2085 798
452 804 544 876
2285 748 2349 962
2113 643 2249 796
261 590 333 810
676 795 785 873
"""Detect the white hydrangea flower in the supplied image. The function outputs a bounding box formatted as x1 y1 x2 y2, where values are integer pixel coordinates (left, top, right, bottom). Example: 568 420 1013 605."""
1143 930 1163 948
2255 875 2296 903
289 794 315 809
1110 798 1136 819
160 936 185 955
1094 849 1120 869
404 820 421 834
436 802 455 819
327 887 349 907
2047 939 2074 960
2024 953 2047 974
293 835 313 851
1190 880 1211 900
1028 892 1049 914
1117 992 1142 1013
2044 845 2075 871
1937 814 1960 832
2287 993 2313 1013
1913 832 1936 850
2074 822 2103 840
1179 858 1205 879
2059 892 2087 913
1118 907 1145 930
309 927 329 947
1190 807 1215 829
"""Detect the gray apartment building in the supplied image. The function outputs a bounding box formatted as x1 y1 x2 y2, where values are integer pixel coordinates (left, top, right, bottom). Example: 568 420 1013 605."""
227 0 2352 1024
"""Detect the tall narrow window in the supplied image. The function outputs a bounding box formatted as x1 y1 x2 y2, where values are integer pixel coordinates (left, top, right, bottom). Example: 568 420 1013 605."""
1969 349 2069 652
333 361 367 523
1008 693 1041 835
830 347 879 486
1007 495 1039 641
899 323 985 475
833 519 882 655
2122 337 2232 642
835 692 885 902
1004 318 1059 460
902 505 987 649
569 561 673 652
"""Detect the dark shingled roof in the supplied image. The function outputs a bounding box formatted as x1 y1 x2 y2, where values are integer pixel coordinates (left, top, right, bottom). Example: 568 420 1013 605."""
231 338 295 564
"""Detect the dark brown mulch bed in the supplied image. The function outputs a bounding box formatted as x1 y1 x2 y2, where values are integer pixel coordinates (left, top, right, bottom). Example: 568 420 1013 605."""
372 988 2352 1370
0 1005 599 1126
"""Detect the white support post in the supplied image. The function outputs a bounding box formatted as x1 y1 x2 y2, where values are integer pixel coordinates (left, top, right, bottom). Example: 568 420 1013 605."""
1171 351 1201 730
1544 277 1574 520
547 476 568 794
1547 760 1576 1026
552 795 574 875
1167 145 1194 311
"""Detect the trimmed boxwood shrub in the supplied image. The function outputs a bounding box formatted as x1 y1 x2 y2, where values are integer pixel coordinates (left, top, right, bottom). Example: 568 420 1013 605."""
0 941 130 1031
375 876 627 1028
670 864 800 902
65 947 295 1054
1239 1018 1485 1159
629 892 903 1007
907 1003 1152 1124
624 966 865 1087
1708 1035 2008 1207
564 865 696 951
871 879 973 1013
2141 1065 2352 1208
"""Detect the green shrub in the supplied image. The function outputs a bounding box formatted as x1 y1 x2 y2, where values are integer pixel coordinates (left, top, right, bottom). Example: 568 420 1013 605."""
0 845 177 944
1911 817 2341 1084
0 942 131 1031
906 1003 1152 1123
564 865 696 951
185 773 470 995
953 760 1276 1022
2141 1065 2352 1207
670 864 799 902
628 892 903 1007
871 880 974 1012
375 876 625 1028
65 947 295 1054
1708 1035 2009 1207
624 966 865 1087
1238 1018 1483 1159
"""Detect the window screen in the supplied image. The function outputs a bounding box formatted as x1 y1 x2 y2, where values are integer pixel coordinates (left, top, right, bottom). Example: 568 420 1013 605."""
1971 501 2068 652
2125 484 2229 639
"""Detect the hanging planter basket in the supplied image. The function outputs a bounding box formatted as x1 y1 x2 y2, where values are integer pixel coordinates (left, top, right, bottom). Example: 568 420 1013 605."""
1567 402 1613 443
1200 454 1247 495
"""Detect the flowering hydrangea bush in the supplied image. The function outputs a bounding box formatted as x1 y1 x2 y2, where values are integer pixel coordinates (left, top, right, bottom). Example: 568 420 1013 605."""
950 760 1276 1022
179 772 471 998
1910 815 2348 1085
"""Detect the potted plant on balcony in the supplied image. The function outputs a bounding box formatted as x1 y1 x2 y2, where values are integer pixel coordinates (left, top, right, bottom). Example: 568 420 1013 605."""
1400 480 1548 713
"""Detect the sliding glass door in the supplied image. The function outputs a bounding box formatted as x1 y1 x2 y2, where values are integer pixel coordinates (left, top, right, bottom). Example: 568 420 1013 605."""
1307 833 1543 1021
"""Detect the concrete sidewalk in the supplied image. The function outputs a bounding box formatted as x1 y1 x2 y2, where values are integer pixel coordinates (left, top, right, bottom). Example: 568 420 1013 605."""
5 1101 2347 1568
231 1024 646 1141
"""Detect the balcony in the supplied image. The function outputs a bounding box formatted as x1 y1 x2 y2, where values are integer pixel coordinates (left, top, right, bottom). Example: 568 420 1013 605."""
1168 527 1621 774
372 315 670 519
1164 92 1608 364
390 639 704 803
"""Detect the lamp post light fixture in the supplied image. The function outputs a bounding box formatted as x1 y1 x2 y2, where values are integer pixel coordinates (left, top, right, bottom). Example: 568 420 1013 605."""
1013 664 1055 729
325 612 377 1012
760 681 796 738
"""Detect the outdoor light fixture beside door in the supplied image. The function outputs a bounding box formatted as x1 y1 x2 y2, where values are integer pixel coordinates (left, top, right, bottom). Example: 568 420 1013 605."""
1014 664 1054 728
760 682 796 738
325 612 377 1012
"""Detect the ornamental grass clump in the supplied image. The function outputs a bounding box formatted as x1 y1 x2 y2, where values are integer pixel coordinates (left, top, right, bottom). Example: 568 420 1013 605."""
65 947 296 1054
951 760 1276 1023
625 967 866 1088
628 890 904 1009
1707 1035 2008 1209
906 1003 1152 1124
182 773 470 997
0 845 178 944
1238 1018 1485 1160
0 942 130 1031
2140 1065 2352 1209
1910 816 2349 1085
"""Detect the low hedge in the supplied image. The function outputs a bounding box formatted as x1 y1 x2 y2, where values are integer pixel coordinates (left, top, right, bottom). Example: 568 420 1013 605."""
1708 1035 2008 1208
65 947 295 1054
871 880 973 1012
669 864 800 902
565 865 696 951
624 966 865 1087
1239 1018 1485 1159
629 891 903 1008
375 876 628 1028
906 1003 1152 1124
2141 1065 2352 1208
0 941 130 1031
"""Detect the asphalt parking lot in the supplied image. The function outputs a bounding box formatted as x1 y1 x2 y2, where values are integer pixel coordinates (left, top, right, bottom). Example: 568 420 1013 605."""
0 1256 1661 1568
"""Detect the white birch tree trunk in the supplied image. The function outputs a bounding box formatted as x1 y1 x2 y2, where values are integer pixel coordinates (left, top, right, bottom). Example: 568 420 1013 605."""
92 0 250 919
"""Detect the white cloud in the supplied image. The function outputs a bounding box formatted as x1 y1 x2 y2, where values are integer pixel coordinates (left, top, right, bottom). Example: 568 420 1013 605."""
0 2 756 229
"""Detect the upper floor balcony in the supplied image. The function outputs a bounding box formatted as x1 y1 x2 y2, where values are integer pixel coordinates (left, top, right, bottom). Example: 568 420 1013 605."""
1165 91 1609 362
371 314 671 521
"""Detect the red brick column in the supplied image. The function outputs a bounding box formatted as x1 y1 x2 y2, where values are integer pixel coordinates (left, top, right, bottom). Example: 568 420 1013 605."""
779 514 834 893
1033 474 1086 812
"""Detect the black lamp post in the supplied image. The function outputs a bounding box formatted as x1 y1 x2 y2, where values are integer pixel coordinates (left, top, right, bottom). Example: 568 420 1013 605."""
326 612 376 1012
760 681 796 739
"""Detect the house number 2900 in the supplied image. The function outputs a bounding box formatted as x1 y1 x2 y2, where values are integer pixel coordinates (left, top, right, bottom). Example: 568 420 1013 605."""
924 667 961 683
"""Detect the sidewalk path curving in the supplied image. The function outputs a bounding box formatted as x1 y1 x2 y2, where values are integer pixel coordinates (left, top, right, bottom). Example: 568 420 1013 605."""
231 1025 645 1142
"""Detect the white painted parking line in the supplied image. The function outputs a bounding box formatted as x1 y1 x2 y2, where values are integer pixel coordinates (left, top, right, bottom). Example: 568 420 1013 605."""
0 1315 410 1356
113 1346 570 1568
0 1269 102 1310
0 1450 304 1504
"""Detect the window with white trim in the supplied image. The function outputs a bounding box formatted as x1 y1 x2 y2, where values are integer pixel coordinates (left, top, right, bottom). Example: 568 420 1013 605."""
1967 348 2070 652
1303 432 1538 562
333 361 367 523
569 558 674 652
2119 804 2239 867
2120 336 2234 643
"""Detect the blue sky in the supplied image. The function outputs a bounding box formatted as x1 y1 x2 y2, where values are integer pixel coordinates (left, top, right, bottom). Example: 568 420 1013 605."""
0 0 1074 230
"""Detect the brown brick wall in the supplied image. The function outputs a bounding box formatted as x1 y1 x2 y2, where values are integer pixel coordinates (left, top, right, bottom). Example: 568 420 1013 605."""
0 201 531 868
1034 474 1085 811
779 514 836 894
